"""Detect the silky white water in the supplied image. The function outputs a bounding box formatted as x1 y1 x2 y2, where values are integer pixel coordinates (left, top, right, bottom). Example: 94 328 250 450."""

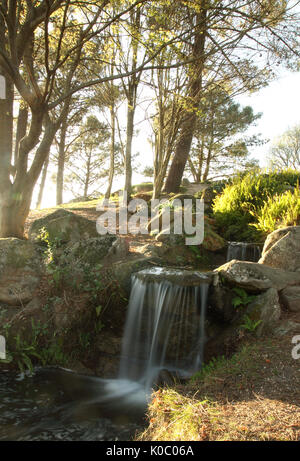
119 270 209 390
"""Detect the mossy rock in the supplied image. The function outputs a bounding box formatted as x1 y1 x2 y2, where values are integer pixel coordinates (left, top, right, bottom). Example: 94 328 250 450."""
29 209 99 244
0 238 42 271
202 217 226 252
63 235 117 266
0 239 43 305
110 257 153 294
132 183 153 193
245 288 281 336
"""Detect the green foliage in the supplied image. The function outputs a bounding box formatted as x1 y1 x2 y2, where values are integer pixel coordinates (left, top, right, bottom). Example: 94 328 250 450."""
213 169 300 241
189 89 262 181
78 332 91 350
64 116 112 199
37 227 66 288
132 182 153 193
252 187 300 234
0 331 41 374
0 318 70 372
240 315 262 333
232 287 256 308
189 245 202 259
190 356 227 383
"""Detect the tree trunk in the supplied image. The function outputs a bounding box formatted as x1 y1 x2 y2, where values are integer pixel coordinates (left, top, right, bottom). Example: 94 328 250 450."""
124 100 135 198
164 10 207 193
0 117 57 238
84 151 92 199
14 106 28 167
0 186 32 239
0 71 13 183
105 105 115 199
36 153 49 209
0 205 28 239
123 9 141 201
56 117 68 205
164 113 198 193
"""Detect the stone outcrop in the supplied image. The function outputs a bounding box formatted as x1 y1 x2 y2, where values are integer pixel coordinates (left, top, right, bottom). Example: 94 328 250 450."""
245 288 281 337
280 286 300 312
29 209 99 243
154 211 226 253
62 235 117 266
0 238 43 305
134 266 213 287
216 260 300 292
259 226 300 272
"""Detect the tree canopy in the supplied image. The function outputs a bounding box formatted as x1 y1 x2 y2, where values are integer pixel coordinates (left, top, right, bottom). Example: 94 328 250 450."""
0 0 299 237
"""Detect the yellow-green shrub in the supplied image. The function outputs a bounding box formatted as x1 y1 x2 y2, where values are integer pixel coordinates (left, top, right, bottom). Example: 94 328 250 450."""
253 187 300 234
212 169 300 241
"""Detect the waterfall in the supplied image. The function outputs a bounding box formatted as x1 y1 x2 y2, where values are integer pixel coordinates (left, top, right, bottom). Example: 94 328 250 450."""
227 242 261 263
118 268 210 389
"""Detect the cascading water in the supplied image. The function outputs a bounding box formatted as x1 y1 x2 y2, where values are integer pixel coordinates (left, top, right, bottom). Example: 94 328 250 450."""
227 242 261 263
0 266 211 440
118 267 210 390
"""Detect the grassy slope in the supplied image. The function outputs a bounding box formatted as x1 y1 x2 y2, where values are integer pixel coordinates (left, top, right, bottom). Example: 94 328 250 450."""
138 316 300 441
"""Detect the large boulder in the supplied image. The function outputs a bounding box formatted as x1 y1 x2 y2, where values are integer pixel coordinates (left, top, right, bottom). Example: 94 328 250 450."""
110 256 153 295
203 217 226 252
245 288 281 337
155 213 226 253
208 275 236 323
29 209 99 244
273 320 300 337
62 235 117 266
216 260 300 292
134 267 213 287
259 226 300 272
0 239 43 305
280 286 300 312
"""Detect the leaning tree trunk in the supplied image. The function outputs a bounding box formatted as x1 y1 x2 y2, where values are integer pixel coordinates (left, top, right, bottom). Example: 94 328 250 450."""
164 113 198 193
164 10 207 194
13 106 28 168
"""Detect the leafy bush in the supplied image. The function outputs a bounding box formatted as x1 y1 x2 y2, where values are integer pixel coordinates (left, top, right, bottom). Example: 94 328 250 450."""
212 169 300 241
253 187 300 234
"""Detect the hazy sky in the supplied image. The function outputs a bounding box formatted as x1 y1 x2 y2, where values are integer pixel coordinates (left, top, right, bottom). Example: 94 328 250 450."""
237 70 300 167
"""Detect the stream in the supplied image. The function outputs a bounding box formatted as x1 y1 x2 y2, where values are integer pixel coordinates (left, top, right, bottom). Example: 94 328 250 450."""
0 367 148 441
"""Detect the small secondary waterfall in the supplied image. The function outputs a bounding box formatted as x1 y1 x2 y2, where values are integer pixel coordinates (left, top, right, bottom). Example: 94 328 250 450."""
118 268 210 389
227 242 261 263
